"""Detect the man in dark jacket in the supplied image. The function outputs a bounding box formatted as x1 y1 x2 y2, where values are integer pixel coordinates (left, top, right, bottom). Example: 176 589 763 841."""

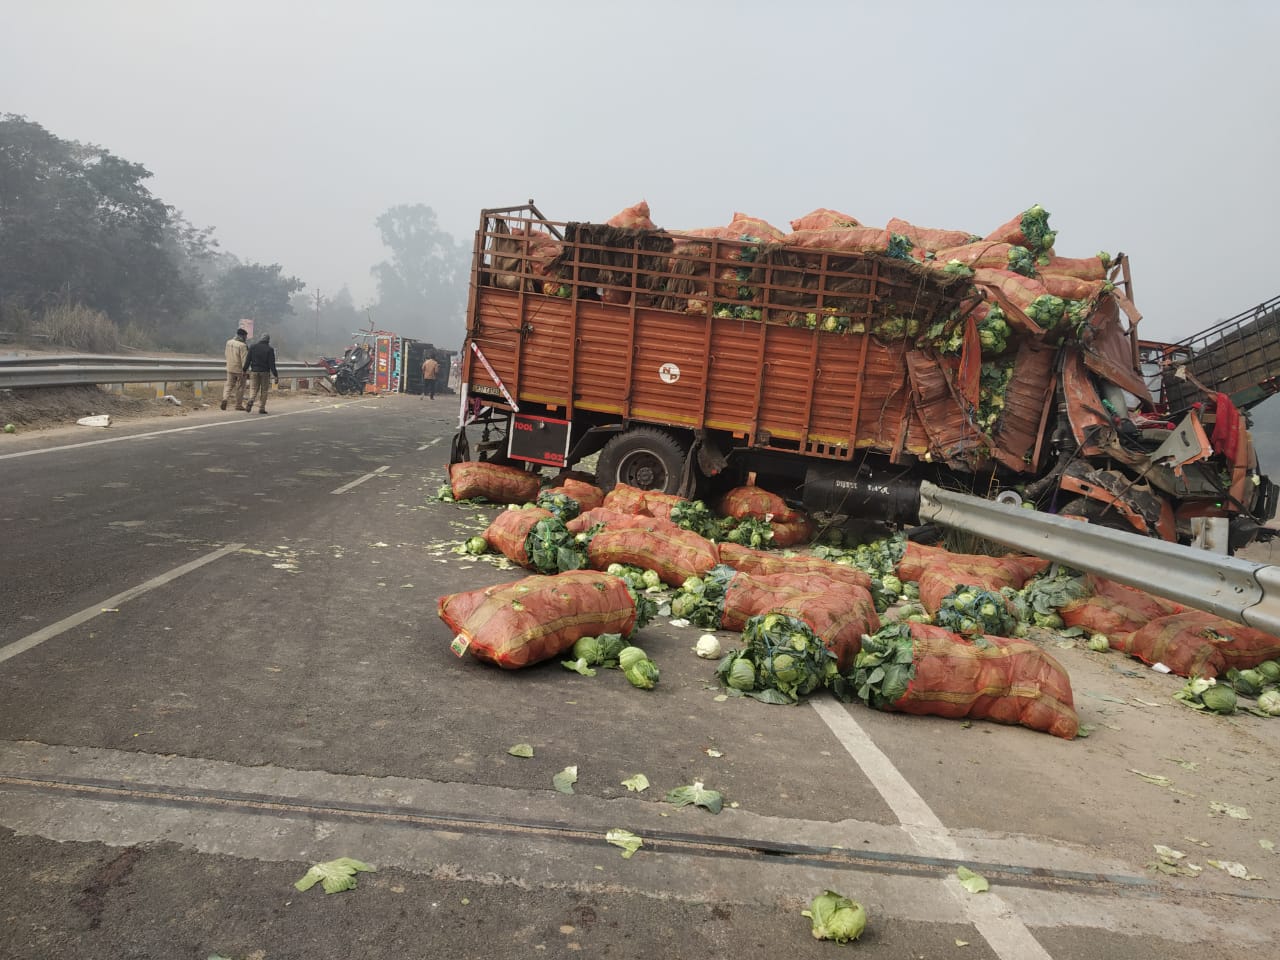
243 334 279 414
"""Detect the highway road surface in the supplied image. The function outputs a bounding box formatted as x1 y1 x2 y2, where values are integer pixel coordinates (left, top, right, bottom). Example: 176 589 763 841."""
1 393 1277 959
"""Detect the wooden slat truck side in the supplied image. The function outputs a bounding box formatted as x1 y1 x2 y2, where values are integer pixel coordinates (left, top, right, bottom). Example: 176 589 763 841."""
455 203 1276 551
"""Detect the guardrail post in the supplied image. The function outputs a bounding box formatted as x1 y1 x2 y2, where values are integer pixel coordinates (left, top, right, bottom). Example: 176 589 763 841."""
291 378 299 393
193 380 204 400
153 382 164 399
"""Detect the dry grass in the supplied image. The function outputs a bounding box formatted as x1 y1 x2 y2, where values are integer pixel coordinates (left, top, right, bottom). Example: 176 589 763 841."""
32 303 121 353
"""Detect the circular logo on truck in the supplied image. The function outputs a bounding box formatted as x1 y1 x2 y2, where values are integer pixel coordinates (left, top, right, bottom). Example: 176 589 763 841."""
658 362 681 384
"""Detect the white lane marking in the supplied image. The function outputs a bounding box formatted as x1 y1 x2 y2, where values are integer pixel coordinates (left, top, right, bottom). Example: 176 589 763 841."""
417 437 442 451
809 699 1053 960
0 400 369 461
330 465 389 495
0 542 245 666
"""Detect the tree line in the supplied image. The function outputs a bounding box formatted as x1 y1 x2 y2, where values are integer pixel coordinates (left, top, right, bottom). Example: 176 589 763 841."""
0 114 468 356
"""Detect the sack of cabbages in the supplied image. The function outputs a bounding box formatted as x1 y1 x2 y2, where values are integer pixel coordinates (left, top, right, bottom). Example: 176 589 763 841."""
715 485 802 523
449 461 540 504
602 482 653 515
561 478 604 512
721 573 879 671
897 541 1048 586
913 544 1051 614
718 543 872 590
1115 611 1280 678
536 479 604 521
567 508 679 536
607 200 657 231
847 622 1079 739
637 490 687 522
438 570 638 670
588 524 718 586
483 506 553 567
1059 574 1182 637
769 516 816 547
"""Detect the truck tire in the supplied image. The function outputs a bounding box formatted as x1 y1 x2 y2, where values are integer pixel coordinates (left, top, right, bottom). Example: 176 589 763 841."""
596 427 686 495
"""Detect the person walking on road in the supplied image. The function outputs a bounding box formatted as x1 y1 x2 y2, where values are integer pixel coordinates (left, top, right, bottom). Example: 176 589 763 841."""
421 353 440 399
243 334 279 414
221 328 250 411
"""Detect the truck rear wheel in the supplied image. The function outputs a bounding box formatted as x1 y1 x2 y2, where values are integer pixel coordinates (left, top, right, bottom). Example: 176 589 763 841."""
596 427 686 494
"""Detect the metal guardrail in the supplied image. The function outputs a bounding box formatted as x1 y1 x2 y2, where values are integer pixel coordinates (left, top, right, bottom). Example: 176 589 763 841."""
0 354 236 366
918 481 1280 636
0 359 321 389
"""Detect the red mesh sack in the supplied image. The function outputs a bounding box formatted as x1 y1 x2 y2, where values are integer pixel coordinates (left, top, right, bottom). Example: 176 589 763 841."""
438 583 505 632
1060 575 1181 636
789 208 863 232
890 623 1079 739
606 200 656 231
483 507 552 567
897 542 951 582
640 490 687 522
449 461 541 504
588 526 718 586
723 575 879 670
783 227 891 254
728 211 786 241
972 268 1051 317
770 517 815 548
567 509 676 536
718 543 872 590
767 593 877 672
1205 621 1280 670
930 242 1017 271
915 552 1051 613
1115 612 1227 679
1040 255 1109 281
983 211 1048 250
886 218 975 253
602 483 652 515
1131 611 1280 670
1040 275 1106 302
439 571 637 670
898 541 1049 584
562 478 604 512
715 486 801 523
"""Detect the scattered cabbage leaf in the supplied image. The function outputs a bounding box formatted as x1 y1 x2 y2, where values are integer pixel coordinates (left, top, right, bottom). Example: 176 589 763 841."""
553 766 578 794
294 857 376 894
664 781 723 814
605 828 643 859
956 866 989 894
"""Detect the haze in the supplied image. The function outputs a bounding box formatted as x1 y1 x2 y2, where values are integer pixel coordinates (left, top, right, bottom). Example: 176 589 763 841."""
3 0 1276 346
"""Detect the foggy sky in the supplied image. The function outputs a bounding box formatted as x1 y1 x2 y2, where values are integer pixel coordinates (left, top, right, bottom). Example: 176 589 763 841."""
3 0 1278 345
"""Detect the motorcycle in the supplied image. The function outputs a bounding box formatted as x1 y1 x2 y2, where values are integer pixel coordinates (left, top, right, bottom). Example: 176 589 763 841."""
331 344 372 395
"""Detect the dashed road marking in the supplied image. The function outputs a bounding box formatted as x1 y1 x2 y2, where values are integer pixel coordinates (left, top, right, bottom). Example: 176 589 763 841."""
810 698 1054 960
331 465 389 495
0 542 245 666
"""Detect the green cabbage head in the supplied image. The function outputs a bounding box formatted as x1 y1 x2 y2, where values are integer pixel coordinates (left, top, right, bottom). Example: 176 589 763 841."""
802 889 868 943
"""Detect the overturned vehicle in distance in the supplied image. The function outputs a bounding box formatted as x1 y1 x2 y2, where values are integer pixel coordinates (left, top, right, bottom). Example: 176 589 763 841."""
450 200 1277 553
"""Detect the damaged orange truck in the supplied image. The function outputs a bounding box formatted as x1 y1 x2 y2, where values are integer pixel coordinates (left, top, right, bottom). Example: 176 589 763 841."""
452 201 1277 552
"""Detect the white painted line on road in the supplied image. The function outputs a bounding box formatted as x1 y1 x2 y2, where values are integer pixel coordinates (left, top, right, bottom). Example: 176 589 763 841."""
331 465 389 495
0 399 370 461
0 542 245 666
416 437 443 451
810 699 1054 960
